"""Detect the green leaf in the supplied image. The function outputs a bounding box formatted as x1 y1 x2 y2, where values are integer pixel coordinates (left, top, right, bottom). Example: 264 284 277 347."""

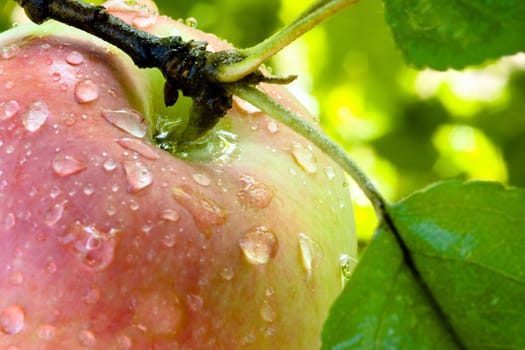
321 221 460 349
383 0 525 70
322 181 525 349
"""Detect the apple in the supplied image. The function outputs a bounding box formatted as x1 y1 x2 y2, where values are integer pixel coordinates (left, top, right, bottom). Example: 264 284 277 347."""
0 1 356 349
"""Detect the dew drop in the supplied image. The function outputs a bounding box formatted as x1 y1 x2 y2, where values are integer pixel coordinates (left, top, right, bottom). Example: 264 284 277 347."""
298 233 323 279
22 100 49 132
237 175 274 209
45 260 57 274
260 300 276 323
184 17 198 28
233 96 261 115
44 200 67 226
0 44 20 60
185 294 203 312
52 154 86 176
83 184 95 196
101 108 147 138
290 142 318 174
324 166 336 180
267 119 279 133
84 287 100 304
192 173 211 187
129 199 140 211
160 209 180 222
239 226 278 265
117 334 132 349
0 305 25 335
106 205 117 216
49 186 62 199
8 271 23 286
0 100 20 121
161 233 176 248
339 253 357 282
59 221 120 271
78 329 97 347
103 158 117 171
51 72 61 81
172 186 226 235
75 79 99 104
37 324 57 341
132 13 157 28
4 213 15 230
65 51 84 65
220 267 234 280
116 137 159 160
123 160 153 192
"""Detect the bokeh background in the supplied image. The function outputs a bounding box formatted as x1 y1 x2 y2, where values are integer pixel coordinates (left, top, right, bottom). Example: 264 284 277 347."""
2 0 525 249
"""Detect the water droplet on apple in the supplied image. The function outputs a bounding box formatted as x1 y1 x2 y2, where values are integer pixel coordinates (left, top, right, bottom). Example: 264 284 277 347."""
267 119 279 133
239 226 278 265
192 173 211 187
129 199 140 211
172 186 226 235
101 108 147 138
75 79 99 104
45 260 57 274
123 160 153 192
237 175 274 209
83 184 95 196
37 324 57 341
49 186 62 199
8 271 23 286
259 300 276 323
117 334 132 349
51 71 61 81
65 51 84 65
161 233 176 247
106 205 117 216
220 267 234 280
0 44 19 60
0 100 20 121
265 287 275 297
116 137 159 160
160 209 180 222
22 100 49 132
59 221 120 271
103 158 117 171
290 142 318 174
186 293 203 312
78 329 97 347
4 212 15 230
52 154 86 176
0 305 25 335
84 287 100 304
324 166 336 180
184 17 198 28
233 96 261 115
298 233 323 279
339 253 357 283
44 200 67 226
132 13 157 28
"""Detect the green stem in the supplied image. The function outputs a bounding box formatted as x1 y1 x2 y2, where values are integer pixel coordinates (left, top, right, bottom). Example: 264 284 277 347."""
213 0 358 83
228 84 388 218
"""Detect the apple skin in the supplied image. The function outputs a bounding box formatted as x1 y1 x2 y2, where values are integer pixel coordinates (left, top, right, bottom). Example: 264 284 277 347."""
0 1 356 349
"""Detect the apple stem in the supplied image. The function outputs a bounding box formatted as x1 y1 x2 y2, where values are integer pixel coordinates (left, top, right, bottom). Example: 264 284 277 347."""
228 84 388 218
211 0 359 83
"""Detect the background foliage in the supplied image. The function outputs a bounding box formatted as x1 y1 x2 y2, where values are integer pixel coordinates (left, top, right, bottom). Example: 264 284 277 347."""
3 0 525 248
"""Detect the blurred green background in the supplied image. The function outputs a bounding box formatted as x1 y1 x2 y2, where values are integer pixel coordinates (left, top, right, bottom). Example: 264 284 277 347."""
3 0 525 248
